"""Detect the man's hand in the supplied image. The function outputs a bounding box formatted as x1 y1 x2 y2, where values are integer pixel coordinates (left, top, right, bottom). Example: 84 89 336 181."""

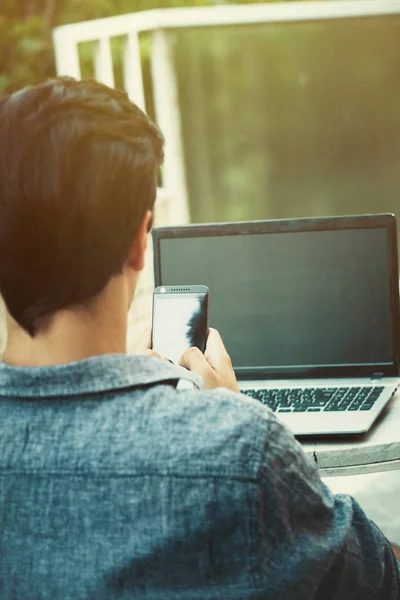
131 327 152 355
131 327 160 358
391 542 400 561
179 328 239 392
132 327 171 361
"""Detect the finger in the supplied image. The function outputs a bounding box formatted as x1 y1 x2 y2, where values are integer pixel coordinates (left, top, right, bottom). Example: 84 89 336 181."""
140 327 152 349
144 349 174 364
206 328 227 352
180 346 213 378
132 326 152 354
144 348 162 360
204 328 230 367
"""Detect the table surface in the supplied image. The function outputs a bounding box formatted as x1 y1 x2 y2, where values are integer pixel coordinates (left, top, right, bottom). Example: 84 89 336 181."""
301 389 400 477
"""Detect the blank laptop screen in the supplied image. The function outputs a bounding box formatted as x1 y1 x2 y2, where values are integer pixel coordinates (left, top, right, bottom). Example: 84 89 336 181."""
157 227 393 372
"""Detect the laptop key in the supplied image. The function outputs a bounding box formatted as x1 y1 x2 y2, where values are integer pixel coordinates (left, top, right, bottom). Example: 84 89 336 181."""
372 386 384 394
314 391 335 401
357 390 372 400
360 401 378 410
368 388 384 399
325 405 346 411
348 402 363 410
332 388 348 399
242 390 257 398
338 399 353 409
343 389 359 400
312 400 330 407
360 396 381 411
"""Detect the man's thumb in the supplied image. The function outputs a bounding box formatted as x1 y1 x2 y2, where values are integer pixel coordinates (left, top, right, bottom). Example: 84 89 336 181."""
180 346 210 377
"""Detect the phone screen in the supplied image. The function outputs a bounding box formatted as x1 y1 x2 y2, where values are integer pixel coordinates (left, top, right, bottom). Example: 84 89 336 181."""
152 290 209 364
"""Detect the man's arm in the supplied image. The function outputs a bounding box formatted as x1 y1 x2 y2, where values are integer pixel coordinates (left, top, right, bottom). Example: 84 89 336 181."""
258 417 400 598
180 329 400 598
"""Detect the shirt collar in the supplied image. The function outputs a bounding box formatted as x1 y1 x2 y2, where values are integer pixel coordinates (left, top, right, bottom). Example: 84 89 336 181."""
0 354 203 398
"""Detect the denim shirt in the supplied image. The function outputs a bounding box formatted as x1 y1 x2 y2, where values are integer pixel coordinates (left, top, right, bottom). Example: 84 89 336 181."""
0 354 398 600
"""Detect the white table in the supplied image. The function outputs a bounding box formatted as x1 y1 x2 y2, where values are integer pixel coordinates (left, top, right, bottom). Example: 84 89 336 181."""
302 389 400 477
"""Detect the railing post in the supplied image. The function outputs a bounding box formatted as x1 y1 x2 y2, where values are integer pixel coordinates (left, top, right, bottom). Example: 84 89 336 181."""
52 29 82 80
94 37 115 88
151 29 190 225
124 32 146 111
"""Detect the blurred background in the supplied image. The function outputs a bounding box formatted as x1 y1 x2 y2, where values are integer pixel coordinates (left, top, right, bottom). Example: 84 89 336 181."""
2 0 400 544
2 0 400 228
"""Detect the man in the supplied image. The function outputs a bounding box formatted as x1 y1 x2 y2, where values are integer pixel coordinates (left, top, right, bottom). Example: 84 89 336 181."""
0 78 398 599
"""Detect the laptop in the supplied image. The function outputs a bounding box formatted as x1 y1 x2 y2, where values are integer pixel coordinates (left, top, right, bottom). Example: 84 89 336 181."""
152 214 400 436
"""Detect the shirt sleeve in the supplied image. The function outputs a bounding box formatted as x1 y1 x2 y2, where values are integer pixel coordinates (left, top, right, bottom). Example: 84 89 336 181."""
258 417 400 599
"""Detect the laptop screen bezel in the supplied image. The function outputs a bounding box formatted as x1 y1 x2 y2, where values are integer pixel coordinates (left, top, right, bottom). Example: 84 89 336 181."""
152 213 400 380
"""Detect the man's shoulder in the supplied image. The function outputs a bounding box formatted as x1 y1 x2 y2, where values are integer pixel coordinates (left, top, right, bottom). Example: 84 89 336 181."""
175 386 276 437
100 384 284 481
0 354 296 482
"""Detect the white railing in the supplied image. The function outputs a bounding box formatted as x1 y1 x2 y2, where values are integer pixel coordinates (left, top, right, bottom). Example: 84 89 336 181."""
52 1 400 345
52 0 400 229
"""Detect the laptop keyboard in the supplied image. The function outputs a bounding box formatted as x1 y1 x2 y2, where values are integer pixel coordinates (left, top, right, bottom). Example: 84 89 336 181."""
242 386 384 413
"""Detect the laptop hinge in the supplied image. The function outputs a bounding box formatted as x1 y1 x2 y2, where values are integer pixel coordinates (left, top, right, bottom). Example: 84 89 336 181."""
371 372 384 380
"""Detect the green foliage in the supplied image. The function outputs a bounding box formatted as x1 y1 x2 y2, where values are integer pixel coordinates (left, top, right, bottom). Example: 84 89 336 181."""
0 13 51 94
171 16 400 223
0 0 281 95
2 1 398 231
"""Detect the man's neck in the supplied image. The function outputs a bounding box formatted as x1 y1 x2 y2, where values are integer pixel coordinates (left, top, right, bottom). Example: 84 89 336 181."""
3 312 128 368
2 278 132 368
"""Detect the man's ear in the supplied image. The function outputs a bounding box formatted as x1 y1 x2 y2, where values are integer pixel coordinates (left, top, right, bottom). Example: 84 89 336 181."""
127 211 153 272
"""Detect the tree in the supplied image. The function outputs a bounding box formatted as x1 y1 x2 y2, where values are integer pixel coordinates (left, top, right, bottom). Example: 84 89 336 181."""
0 0 280 95
0 0 69 94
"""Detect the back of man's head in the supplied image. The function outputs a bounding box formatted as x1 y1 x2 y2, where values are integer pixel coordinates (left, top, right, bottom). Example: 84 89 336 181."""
0 78 164 336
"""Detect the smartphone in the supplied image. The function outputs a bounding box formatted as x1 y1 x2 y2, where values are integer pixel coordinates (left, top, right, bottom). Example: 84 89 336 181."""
152 285 209 364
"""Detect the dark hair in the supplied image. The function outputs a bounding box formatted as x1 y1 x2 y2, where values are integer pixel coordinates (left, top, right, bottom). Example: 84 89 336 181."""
0 77 164 336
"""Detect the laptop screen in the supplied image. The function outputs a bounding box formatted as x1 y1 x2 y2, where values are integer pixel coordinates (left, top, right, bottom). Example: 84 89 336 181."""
153 216 399 378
